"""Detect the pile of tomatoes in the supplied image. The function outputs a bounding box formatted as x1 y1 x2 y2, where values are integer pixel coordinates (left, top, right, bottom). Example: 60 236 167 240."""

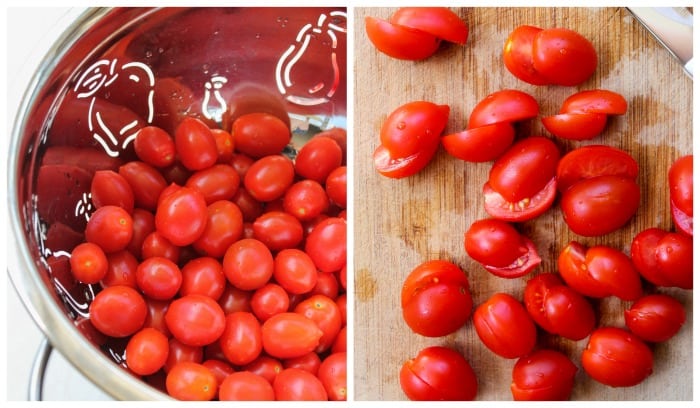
68 113 347 401
366 7 692 401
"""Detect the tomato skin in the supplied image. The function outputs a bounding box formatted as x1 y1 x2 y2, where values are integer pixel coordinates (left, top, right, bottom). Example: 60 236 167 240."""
655 232 693 289
556 145 639 193
624 294 686 342
558 242 642 300
468 90 539 129
223 238 274 291
294 136 343 184
318 352 347 401
125 327 170 376
380 101 450 160
523 273 595 340
179 257 226 300
560 175 640 237
89 285 147 338
442 122 515 163
559 89 628 115
671 199 693 236
669 155 693 217
163 338 203 373
174 117 218 171
401 260 472 337
283 352 322 375
273 248 318 295
464 218 534 268
390 7 468 44
192 200 243 258
165 294 226 347
542 112 607 141
261 312 323 359
472 293 536 359
532 27 597 86
244 155 295 202
85 205 133 253
325 166 347 209
305 217 347 273
511 349 577 401
70 242 108 284
210 128 235 164
503 25 549 85
231 112 291 159
219 311 263 366
134 126 176 168
283 180 330 221
630 228 675 286
373 141 439 179
251 283 290 322
90 170 135 213
166 361 217 401
399 346 477 401
219 371 275 401
242 355 283 384
365 16 441 61
273 367 328 401
127 208 155 258
483 177 557 222
155 185 208 246
252 211 304 251
294 294 343 353
185 164 240 204
102 250 138 288
582 327 653 387
136 256 183 300
119 161 168 211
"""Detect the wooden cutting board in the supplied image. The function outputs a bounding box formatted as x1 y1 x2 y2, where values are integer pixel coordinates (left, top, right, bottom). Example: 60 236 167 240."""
353 7 692 401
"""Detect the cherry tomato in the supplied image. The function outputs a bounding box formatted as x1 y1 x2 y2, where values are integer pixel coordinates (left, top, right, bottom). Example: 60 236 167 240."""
85 205 133 253
223 238 274 291
141 231 180 263
473 293 536 359
305 217 347 273
560 175 640 236
310 271 340 300
163 338 203 373
488 136 559 203
581 327 653 387
468 89 539 129
624 294 686 342
331 326 347 354
556 145 639 193
165 294 226 347
503 25 549 85
542 112 607 140
442 122 515 163
283 180 330 221
532 27 597 86
365 16 441 61
125 327 169 376
464 218 541 278
136 256 182 300
70 242 108 284
179 257 226 300
102 250 138 288
127 208 155 258
294 136 343 184
630 228 676 287
155 185 208 246
242 355 283 385
559 89 628 115
558 241 642 300
166 361 217 401
143 298 171 337
192 200 244 258
379 101 450 160
511 349 577 401
523 273 595 340
218 285 253 315
185 164 240 204
219 311 263 366
483 177 557 222
231 112 291 159
134 126 176 168
390 8 467 45
252 211 304 251
671 199 693 236
373 141 440 179
89 285 147 338
250 283 290 322
399 346 477 401
318 352 347 401
219 371 275 401
244 155 295 202
324 166 347 209
294 294 342 353
90 170 135 213
273 248 318 295
174 117 218 171
655 232 693 289
401 260 472 337
119 161 168 211
669 155 693 233
273 367 328 401
261 312 323 359
210 128 234 164
232 187 264 222
283 352 322 375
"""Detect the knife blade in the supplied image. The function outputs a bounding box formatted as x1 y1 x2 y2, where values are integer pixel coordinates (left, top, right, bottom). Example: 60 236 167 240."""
627 7 693 79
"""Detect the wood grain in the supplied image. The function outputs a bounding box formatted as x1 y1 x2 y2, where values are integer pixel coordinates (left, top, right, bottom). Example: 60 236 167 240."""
353 7 692 401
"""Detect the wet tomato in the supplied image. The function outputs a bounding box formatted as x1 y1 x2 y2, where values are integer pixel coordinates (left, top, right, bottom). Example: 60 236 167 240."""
89 285 147 338
69 242 108 284
155 185 208 246
468 89 539 129
399 346 477 401
473 293 536 359
231 112 291 159
581 327 653 387
531 27 597 86
390 7 468 44
174 117 218 171
365 16 441 61
85 205 133 253
624 294 686 342
668 155 693 235
556 145 638 193
134 126 176 168
511 349 577 401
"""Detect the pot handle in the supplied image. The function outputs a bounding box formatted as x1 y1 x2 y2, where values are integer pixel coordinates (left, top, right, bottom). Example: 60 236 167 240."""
28 338 52 401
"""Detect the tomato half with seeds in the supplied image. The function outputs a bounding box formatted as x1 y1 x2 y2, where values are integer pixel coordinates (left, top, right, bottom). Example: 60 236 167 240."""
503 25 549 85
556 145 639 193
624 294 686 342
389 7 468 44
472 293 536 359
365 16 441 61
581 327 653 387
511 349 577 401
532 27 597 86
541 112 607 140
442 122 515 162
399 346 477 401
669 155 693 235
401 260 472 337
483 177 557 222
373 142 439 179
468 90 539 128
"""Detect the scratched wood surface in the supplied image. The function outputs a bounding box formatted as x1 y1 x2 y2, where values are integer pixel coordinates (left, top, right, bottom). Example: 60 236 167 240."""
352 7 693 401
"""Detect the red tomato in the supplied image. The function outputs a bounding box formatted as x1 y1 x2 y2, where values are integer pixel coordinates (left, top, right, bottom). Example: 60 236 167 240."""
624 294 686 342
325 166 347 209
541 112 607 140
165 361 217 401
163 338 203 373
294 294 342 353
331 326 347 354
380 101 450 160
558 241 642 300
202 359 234 389
560 175 640 236
179 257 226 300
442 122 515 163
581 327 653 387
472 293 536 359
671 199 693 236
261 312 323 359
218 285 253 315
630 227 675 287
390 7 468 44
244 155 295 202
155 185 208 246
70 242 108 284
219 311 263 366
559 89 628 115
210 128 234 164
219 371 275 401
523 273 595 340
192 200 244 258
136 256 182 300
231 112 291 159
250 283 290 322
483 177 557 222
165 294 226 347
90 170 135 213
305 217 347 273
294 136 343 184
401 260 472 337
232 187 264 222
223 238 274 291
141 231 180 263
399 346 477 401
85 205 133 253
143 298 171 337
365 16 441 61
464 218 541 278
89 285 147 338
503 25 549 85
174 117 218 171
125 327 169 376
669 155 693 221
655 232 693 289
283 180 330 221
373 141 440 179
134 126 176 168
242 355 283 384
273 368 328 401
556 145 639 193
488 136 559 202
127 208 155 258
283 352 322 375
468 89 539 129
273 248 318 295
532 27 597 86
185 164 240 204
119 161 168 211
510 349 577 401
318 352 347 401
102 250 138 288
310 272 340 300
252 211 304 251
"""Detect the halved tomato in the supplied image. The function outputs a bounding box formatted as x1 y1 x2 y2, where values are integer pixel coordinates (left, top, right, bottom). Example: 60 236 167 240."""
483 178 557 222
559 89 628 115
503 25 549 85
468 90 539 129
542 112 607 140
442 122 515 162
380 101 450 159
365 16 441 61
373 141 439 179
390 7 468 44
556 145 639 193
